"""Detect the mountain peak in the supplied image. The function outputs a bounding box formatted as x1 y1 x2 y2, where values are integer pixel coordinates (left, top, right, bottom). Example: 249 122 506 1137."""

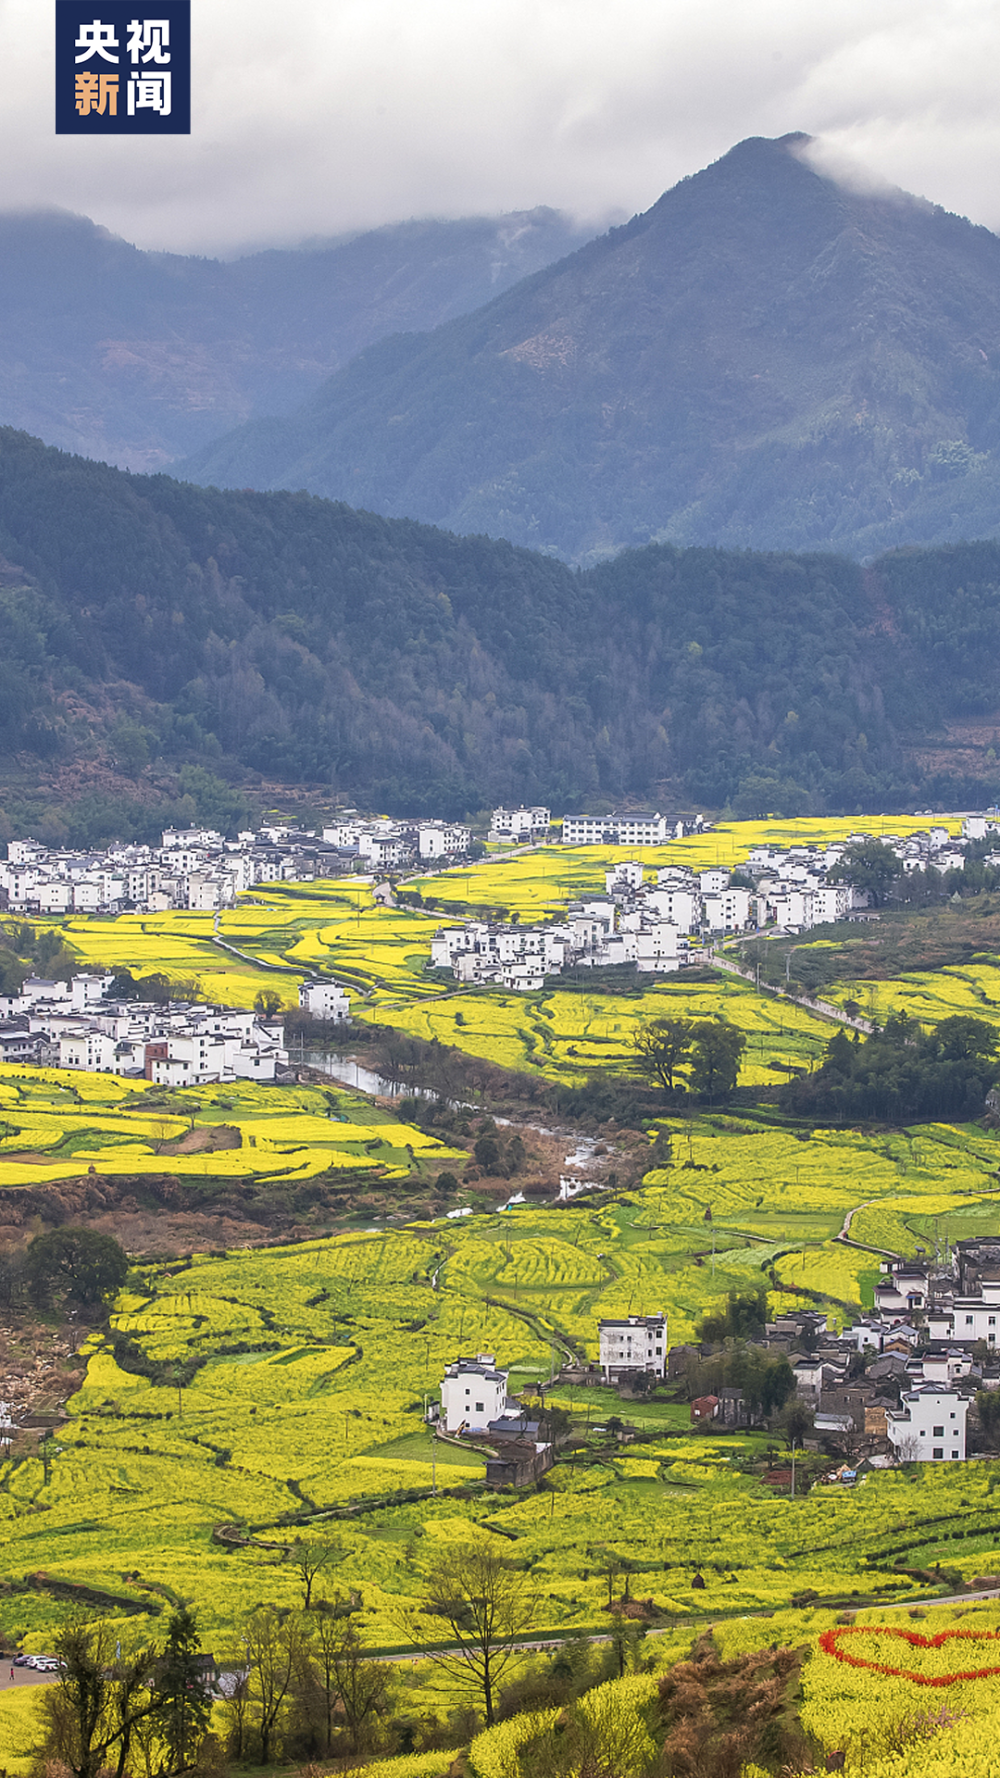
181 135 1000 566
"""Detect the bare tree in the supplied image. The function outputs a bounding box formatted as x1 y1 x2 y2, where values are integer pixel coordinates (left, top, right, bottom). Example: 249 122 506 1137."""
291 1536 343 1609
893 1432 922 1465
302 1613 392 1755
405 1539 536 1727
241 1605 304 1764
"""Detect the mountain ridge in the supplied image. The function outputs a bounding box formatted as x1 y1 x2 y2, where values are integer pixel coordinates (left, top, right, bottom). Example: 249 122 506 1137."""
180 135 1000 563
0 205 596 472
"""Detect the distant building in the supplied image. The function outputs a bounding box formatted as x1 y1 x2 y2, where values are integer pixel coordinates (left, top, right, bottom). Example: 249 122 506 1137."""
690 1395 719 1423
440 1354 509 1434
598 1313 667 1382
562 812 668 847
886 1385 969 1463
298 981 350 1022
489 806 550 844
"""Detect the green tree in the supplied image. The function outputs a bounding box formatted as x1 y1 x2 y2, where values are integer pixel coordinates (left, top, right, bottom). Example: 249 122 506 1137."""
830 838 901 907
150 1606 213 1773
688 1020 746 1099
254 988 283 1018
25 1227 129 1313
632 1017 694 1093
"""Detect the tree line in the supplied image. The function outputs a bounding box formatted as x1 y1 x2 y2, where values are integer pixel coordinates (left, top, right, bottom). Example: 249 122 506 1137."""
7 427 1000 833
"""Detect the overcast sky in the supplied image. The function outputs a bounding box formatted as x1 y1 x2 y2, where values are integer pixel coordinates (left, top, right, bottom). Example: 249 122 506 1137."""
2 0 999 256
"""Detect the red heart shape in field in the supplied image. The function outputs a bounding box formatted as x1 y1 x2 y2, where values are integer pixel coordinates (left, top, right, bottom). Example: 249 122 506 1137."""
820 1624 1000 1686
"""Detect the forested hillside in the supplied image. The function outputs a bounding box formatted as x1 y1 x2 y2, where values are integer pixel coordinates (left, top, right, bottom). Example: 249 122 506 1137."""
0 205 593 472
2 427 1000 841
183 134 1000 564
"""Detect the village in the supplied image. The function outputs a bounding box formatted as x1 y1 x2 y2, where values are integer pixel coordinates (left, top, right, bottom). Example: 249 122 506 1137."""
0 810 995 1075
432 1239 1000 1488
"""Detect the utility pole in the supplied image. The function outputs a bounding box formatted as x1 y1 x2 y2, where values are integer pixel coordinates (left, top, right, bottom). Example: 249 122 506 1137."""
790 1440 797 1499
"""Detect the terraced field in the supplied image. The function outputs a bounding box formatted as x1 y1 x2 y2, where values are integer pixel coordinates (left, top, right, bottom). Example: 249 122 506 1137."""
357 973 835 1085
0 1068 464 1188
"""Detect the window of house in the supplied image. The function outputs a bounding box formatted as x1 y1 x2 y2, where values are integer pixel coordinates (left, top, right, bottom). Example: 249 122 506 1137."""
475 1401 484 1412
933 1449 943 1459
932 1425 944 1436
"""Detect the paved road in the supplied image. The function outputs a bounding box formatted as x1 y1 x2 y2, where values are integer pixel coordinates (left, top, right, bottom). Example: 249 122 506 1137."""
0 1667 57 1691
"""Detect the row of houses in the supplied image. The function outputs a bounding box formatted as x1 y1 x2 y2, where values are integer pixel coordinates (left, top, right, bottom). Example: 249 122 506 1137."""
736 816 994 932
0 814 479 917
488 807 711 846
429 860 762 989
0 973 289 1083
436 1251 1000 1486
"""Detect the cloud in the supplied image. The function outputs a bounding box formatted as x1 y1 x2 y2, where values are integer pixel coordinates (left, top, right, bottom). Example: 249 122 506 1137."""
2 0 999 254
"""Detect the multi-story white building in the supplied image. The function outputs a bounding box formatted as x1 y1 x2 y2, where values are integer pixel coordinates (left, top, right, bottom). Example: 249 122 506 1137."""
299 981 351 1022
489 806 551 843
886 1385 969 1463
561 811 669 847
701 889 752 933
417 823 472 860
440 1355 510 1433
926 1282 1000 1348
598 1313 667 1382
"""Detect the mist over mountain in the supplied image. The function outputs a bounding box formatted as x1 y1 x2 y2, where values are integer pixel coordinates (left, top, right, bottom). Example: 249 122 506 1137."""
182 134 1000 563
0 206 595 473
2 427 1000 844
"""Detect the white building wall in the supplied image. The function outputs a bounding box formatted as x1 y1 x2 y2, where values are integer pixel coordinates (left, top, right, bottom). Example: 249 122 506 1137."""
440 1360 509 1433
887 1388 968 1462
598 1315 667 1380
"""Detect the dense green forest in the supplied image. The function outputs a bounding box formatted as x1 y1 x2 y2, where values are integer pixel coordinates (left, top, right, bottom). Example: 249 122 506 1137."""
781 1014 1000 1123
2 426 1000 842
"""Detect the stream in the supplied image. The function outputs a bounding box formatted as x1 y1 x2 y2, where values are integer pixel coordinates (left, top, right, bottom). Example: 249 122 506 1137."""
303 1052 613 1209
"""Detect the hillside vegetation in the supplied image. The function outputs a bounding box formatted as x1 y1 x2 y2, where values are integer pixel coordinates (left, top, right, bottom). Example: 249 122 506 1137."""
183 134 1000 564
7 430 1000 831
0 206 593 472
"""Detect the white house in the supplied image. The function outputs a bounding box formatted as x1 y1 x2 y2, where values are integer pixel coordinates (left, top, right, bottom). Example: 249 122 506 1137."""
440 1355 510 1433
926 1282 1000 1347
635 922 680 971
874 1265 930 1319
642 888 698 933
701 889 752 933
598 1313 667 1382
418 823 472 860
606 860 644 893
489 806 550 843
886 1384 969 1463
299 981 351 1022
